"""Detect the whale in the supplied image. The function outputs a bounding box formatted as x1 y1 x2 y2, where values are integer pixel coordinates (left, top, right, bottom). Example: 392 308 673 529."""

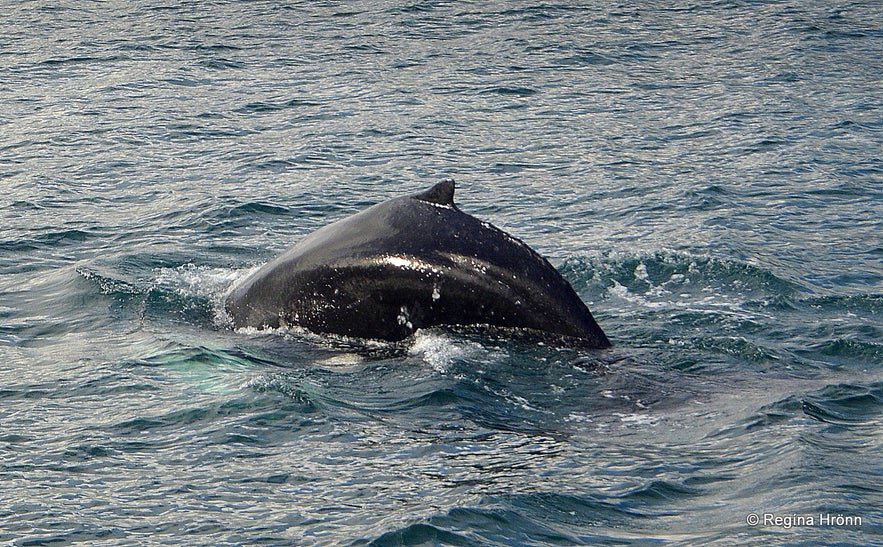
225 180 610 348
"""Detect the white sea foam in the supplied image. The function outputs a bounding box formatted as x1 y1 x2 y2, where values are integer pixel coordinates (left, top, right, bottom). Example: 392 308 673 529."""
153 263 259 327
408 330 486 373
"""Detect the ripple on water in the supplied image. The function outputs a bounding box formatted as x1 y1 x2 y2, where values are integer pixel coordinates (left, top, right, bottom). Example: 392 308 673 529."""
1 1 881 545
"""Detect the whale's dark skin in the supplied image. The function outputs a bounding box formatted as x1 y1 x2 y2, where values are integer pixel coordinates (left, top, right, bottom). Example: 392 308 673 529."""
225 180 610 348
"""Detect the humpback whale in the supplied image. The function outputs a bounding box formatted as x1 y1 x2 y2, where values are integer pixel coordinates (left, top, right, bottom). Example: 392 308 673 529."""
225 180 610 348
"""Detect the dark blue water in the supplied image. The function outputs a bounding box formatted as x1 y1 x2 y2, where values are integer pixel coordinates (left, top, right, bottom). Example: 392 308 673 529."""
2 1 881 545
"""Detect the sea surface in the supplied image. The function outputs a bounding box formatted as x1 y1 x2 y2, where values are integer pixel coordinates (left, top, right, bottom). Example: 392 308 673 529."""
1 1 881 545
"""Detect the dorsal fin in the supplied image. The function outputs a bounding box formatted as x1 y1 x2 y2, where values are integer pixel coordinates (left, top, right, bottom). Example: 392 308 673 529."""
413 179 455 207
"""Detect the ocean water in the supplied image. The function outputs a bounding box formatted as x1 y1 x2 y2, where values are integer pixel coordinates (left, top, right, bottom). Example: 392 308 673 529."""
1 1 881 545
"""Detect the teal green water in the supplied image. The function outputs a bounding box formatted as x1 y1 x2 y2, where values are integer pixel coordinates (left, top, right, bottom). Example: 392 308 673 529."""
1 2 881 545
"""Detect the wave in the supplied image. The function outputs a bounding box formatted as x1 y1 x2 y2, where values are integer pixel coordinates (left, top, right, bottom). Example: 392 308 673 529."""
103 323 648 439
801 382 883 426
73 249 880 379
77 263 241 328
367 490 673 546
560 251 881 372
716 381 883 438
560 250 806 303
235 98 322 114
